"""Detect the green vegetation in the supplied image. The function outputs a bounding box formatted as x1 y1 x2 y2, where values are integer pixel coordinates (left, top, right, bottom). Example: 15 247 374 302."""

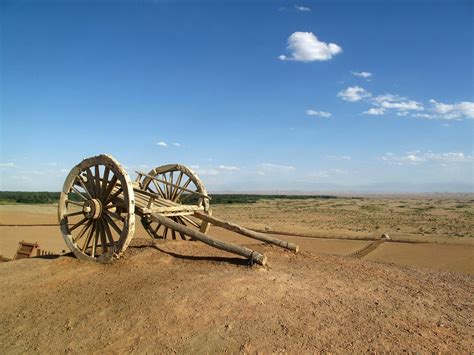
0 191 339 205
209 194 339 205
0 191 82 204
0 191 60 204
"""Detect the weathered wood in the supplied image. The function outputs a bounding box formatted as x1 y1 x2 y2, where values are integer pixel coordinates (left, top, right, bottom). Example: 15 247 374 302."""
149 213 267 265
194 211 299 253
136 170 210 199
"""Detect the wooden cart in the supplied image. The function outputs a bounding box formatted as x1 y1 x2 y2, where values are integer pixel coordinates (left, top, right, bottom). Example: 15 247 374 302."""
58 155 298 265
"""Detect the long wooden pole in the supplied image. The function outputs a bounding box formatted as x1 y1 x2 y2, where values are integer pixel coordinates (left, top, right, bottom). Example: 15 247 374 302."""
194 211 299 253
149 213 267 265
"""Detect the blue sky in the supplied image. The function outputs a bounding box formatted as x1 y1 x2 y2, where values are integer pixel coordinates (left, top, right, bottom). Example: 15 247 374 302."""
1 0 473 192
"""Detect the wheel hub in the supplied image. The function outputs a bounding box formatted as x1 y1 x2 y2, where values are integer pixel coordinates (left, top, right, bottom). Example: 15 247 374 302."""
83 199 103 219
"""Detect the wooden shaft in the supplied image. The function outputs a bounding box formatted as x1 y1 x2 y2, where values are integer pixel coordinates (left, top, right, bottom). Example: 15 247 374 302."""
136 170 210 200
149 213 267 265
194 211 299 253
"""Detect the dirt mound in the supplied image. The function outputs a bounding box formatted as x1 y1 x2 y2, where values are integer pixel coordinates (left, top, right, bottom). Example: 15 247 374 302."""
1 239 472 353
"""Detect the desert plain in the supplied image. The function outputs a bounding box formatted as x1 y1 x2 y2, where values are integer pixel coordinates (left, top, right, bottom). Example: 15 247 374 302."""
0 194 473 352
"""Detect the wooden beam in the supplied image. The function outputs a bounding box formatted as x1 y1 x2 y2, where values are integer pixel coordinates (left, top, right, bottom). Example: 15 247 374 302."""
149 213 267 265
194 211 299 253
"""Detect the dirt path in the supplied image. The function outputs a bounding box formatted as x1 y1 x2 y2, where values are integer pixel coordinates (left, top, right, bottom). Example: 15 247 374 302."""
1 239 472 353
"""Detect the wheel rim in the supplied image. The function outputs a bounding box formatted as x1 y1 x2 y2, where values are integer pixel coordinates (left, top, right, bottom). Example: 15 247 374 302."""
140 164 210 240
58 154 135 262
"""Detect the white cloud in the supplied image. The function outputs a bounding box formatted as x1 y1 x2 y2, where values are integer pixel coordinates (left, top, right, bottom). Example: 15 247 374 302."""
373 94 423 111
172 142 181 147
352 71 372 79
429 99 474 120
0 162 16 168
279 32 342 62
381 151 474 165
363 107 385 115
294 5 310 11
156 141 168 147
338 86 371 102
306 109 332 118
218 165 240 171
260 163 296 172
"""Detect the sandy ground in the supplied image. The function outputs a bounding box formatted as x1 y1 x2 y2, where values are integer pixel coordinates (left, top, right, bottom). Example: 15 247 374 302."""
1 200 473 274
1 240 472 353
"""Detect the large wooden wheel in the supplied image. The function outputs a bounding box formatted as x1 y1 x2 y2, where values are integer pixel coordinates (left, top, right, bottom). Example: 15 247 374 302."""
140 164 210 240
58 154 135 262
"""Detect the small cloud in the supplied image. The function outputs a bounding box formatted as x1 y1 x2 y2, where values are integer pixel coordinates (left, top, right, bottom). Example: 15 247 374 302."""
429 99 474 120
373 94 423 112
190 165 200 169
279 32 342 62
352 71 372 79
306 109 332 118
338 86 371 102
172 142 182 147
218 165 240 171
156 141 168 147
363 107 385 115
294 5 310 12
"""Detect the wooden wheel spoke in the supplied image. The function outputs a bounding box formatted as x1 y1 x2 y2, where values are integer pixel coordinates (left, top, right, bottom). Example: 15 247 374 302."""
91 221 100 257
94 165 102 199
169 171 174 200
66 199 84 207
152 179 166 198
103 175 118 203
69 217 88 232
71 186 88 201
162 173 171 200
73 219 94 243
170 172 183 201
105 202 125 210
173 178 192 202
99 219 108 252
74 177 93 199
81 222 96 252
150 222 161 234
100 167 110 199
106 211 125 222
163 226 168 239
106 186 123 204
102 217 115 245
85 168 97 197
64 210 84 218
104 214 122 235
180 215 200 228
